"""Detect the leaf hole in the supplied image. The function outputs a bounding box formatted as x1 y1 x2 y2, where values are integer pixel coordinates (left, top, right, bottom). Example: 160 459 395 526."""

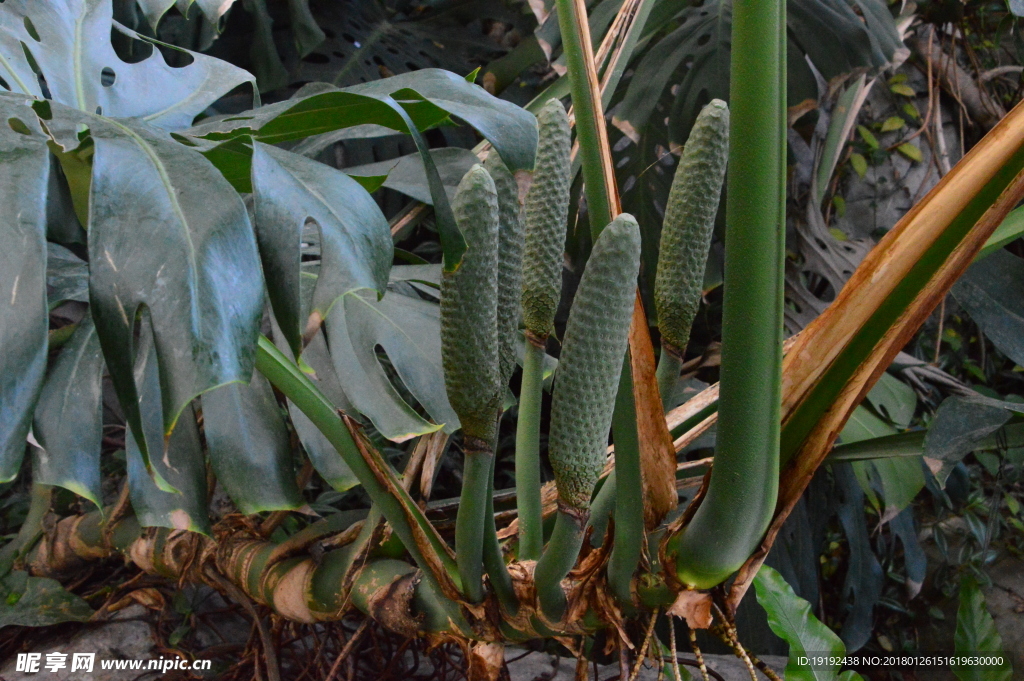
697 33 711 46
8 117 31 135
342 32 357 44
302 53 330 64
0 74 9 90
23 16 41 41
323 27 336 39
800 270 836 303
101 67 116 87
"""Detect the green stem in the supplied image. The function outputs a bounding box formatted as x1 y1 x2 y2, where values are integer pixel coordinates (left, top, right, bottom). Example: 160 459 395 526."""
455 441 492 603
534 506 589 621
254 337 463 607
587 469 616 547
554 0 613 235
515 339 546 561
607 359 643 609
667 0 786 589
655 349 683 412
483 452 519 614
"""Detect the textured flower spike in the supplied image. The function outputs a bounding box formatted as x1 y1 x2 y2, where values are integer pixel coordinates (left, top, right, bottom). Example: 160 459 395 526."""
521 98 571 340
440 164 501 443
484 151 525 388
547 214 642 510
655 99 730 359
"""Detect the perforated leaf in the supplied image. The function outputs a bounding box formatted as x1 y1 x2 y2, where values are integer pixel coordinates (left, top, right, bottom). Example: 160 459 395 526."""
0 0 255 130
251 142 392 358
614 0 899 145
325 285 458 442
45 104 265 489
0 94 50 482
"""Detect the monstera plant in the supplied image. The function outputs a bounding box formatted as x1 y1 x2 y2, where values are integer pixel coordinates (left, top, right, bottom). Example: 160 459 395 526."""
2 0 1023 678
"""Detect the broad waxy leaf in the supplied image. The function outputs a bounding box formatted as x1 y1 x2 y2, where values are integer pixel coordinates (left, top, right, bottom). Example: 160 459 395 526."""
251 142 392 358
952 249 1024 369
32 316 105 507
344 147 480 205
126 328 210 533
0 0 255 130
0 570 93 628
954 577 1013 681
834 463 883 651
0 95 51 482
924 394 1024 487
46 105 264 488
614 0 898 143
137 0 240 29
841 405 924 521
46 243 89 306
754 564 850 681
190 69 537 176
203 372 303 515
864 372 917 429
325 287 458 442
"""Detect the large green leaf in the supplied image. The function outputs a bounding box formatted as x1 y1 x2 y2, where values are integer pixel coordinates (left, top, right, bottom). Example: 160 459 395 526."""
614 0 898 144
138 0 241 28
203 372 304 515
45 105 265 489
190 69 537 172
925 395 1024 486
754 564 860 681
840 406 924 521
126 328 210 533
32 317 105 507
251 142 392 358
46 243 89 306
344 147 479 205
324 286 458 442
0 95 51 482
954 577 1013 681
0 0 255 130
864 372 917 429
952 250 1024 369
0 570 93 628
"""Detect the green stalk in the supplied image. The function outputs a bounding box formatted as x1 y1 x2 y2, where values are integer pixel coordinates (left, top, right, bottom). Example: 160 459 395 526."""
515 339 545 561
607 358 643 608
655 351 682 412
587 469 616 547
667 0 786 589
254 337 464 609
534 506 589 620
456 442 492 603
483 451 518 614
554 0 613 235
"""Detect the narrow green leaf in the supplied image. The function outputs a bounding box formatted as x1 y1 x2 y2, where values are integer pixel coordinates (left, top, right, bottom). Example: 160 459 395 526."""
754 564 846 681
977 205 1024 260
0 94 49 482
954 577 1013 681
203 373 304 515
32 317 105 508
